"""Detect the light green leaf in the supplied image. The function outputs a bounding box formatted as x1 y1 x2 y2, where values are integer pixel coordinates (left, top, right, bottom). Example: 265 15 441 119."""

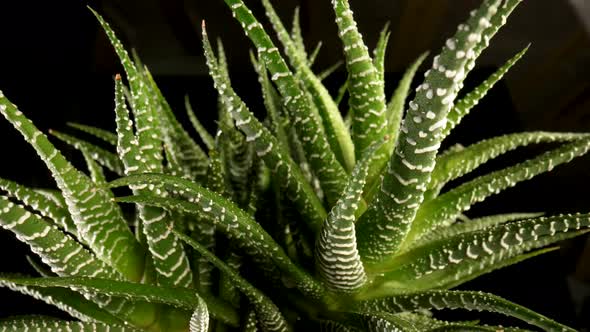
373 22 391 84
356 0 529 263
330 0 387 157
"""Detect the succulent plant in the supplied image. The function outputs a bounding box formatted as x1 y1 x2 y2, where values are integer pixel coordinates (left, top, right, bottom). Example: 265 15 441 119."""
0 0 588 331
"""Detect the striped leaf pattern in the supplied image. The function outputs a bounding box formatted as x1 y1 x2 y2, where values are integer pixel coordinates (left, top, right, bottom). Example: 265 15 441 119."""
356 0 504 264
222 0 348 204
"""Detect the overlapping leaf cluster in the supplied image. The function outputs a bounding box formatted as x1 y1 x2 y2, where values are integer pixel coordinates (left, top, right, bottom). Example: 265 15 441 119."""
0 0 588 331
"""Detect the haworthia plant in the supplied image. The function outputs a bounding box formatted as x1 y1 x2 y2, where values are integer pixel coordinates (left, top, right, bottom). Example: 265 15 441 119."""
0 0 587 331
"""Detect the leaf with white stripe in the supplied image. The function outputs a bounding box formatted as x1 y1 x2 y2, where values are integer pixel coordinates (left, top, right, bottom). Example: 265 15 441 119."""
189 296 209 332
374 214 590 293
373 22 391 85
353 290 575 332
202 24 327 234
0 317 138 332
109 173 325 300
262 0 355 174
316 138 388 293
429 131 586 194
410 137 590 242
0 92 145 283
0 276 239 327
0 197 156 326
442 46 528 138
355 0 516 264
0 177 77 238
175 231 290 332
222 0 348 204
0 273 126 325
50 130 124 176
330 0 387 158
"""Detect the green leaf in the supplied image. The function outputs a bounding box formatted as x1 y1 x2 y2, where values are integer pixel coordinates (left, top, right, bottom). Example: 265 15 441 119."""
109 173 325 300
0 177 78 238
290 6 307 62
410 137 590 242
428 131 588 194
317 61 344 82
0 91 145 283
414 212 544 247
0 317 138 332
316 138 389 293
353 290 575 332
386 52 429 144
0 273 126 325
66 122 117 146
373 22 391 84
80 147 108 185
374 214 590 292
113 72 194 288
0 276 239 328
185 95 215 151
0 197 156 326
175 231 290 332
330 0 387 158
442 45 529 139
201 24 327 234
50 129 124 176
189 296 209 332
222 0 348 204
262 0 355 175
355 0 504 264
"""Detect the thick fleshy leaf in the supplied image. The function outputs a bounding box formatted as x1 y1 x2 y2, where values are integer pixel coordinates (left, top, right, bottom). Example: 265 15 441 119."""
429 131 588 194
410 137 590 242
109 173 325 300
222 0 348 204
442 45 529 138
202 24 327 233
0 317 138 332
112 74 194 288
50 130 124 176
175 231 290 332
353 290 575 332
66 122 117 146
330 0 387 157
316 138 388 293
356 0 505 264
0 92 145 282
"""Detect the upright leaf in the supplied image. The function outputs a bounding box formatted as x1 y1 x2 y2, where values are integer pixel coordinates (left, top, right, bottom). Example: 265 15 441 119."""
330 0 388 157
356 0 504 263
